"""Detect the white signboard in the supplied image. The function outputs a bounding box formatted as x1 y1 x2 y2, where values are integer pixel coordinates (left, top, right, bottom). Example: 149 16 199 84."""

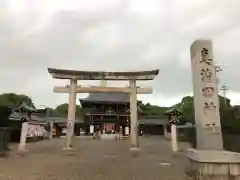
62 128 67 134
90 125 94 133
125 127 129 135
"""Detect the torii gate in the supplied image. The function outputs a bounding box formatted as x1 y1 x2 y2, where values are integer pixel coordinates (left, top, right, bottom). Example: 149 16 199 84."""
47 68 159 150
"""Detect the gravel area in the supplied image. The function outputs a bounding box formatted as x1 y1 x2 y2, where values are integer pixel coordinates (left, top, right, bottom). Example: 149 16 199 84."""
0 136 189 180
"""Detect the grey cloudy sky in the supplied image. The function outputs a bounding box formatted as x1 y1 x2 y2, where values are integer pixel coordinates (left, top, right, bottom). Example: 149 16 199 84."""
1 0 240 108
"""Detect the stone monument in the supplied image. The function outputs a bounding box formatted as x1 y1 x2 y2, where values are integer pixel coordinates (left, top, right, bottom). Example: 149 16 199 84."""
191 40 223 149
186 40 240 179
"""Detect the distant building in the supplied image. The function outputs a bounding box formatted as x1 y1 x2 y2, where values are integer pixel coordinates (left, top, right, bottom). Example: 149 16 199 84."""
80 92 134 136
79 92 168 136
7 96 169 138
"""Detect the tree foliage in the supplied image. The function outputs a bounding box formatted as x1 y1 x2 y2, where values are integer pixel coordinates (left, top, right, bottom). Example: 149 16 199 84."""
1 92 240 133
54 103 82 118
0 93 35 108
180 96 195 122
169 95 233 123
139 102 168 116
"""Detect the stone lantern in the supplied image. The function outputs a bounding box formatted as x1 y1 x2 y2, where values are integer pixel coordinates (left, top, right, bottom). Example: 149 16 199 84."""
165 108 182 152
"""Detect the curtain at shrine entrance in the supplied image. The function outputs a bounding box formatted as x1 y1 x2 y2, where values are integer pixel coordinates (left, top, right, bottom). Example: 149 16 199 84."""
103 123 115 134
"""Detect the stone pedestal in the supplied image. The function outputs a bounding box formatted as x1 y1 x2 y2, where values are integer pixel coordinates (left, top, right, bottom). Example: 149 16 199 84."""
186 149 240 179
18 122 28 151
171 124 178 152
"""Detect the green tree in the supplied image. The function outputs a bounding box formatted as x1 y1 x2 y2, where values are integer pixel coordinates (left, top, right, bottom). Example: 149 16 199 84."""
230 106 240 121
180 96 195 122
219 95 231 109
45 107 58 117
173 95 233 123
55 103 69 115
139 102 168 116
221 105 240 133
55 103 83 117
0 93 35 108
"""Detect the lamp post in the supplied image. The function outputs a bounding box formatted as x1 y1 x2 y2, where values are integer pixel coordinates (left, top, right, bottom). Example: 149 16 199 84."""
214 65 223 92
166 109 181 152
170 113 180 152
220 85 229 108
214 65 223 108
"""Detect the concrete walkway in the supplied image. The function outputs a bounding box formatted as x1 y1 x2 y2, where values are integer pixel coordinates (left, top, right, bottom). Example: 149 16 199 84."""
0 136 189 180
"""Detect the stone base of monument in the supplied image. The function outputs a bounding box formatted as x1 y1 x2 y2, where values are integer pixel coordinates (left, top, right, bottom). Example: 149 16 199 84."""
185 148 240 179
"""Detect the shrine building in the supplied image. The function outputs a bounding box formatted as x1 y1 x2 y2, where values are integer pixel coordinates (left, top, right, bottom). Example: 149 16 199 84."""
78 92 168 136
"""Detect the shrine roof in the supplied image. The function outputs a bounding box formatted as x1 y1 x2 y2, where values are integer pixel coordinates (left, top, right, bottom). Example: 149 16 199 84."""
80 93 130 103
48 68 159 80
14 102 36 112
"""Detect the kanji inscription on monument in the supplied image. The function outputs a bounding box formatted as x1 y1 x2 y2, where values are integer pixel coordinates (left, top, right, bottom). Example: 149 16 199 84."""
190 40 223 150
200 68 213 82
203 100 216 111
202 85 215 97
200 48 213 66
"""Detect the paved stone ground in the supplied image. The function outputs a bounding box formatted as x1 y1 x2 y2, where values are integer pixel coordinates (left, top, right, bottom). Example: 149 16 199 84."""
0 136 190 180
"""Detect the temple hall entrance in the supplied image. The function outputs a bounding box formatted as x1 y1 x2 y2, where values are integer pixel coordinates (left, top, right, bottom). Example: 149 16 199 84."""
103 123 115 134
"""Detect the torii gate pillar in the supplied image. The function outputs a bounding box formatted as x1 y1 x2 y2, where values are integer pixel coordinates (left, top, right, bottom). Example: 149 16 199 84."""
64 79 77 150
129 79 139 150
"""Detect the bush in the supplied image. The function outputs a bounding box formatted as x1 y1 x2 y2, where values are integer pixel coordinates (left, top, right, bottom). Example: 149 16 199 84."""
222 120 240 134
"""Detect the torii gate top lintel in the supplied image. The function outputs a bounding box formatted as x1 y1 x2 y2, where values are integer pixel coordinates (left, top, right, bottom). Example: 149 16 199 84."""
48 68 159 81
